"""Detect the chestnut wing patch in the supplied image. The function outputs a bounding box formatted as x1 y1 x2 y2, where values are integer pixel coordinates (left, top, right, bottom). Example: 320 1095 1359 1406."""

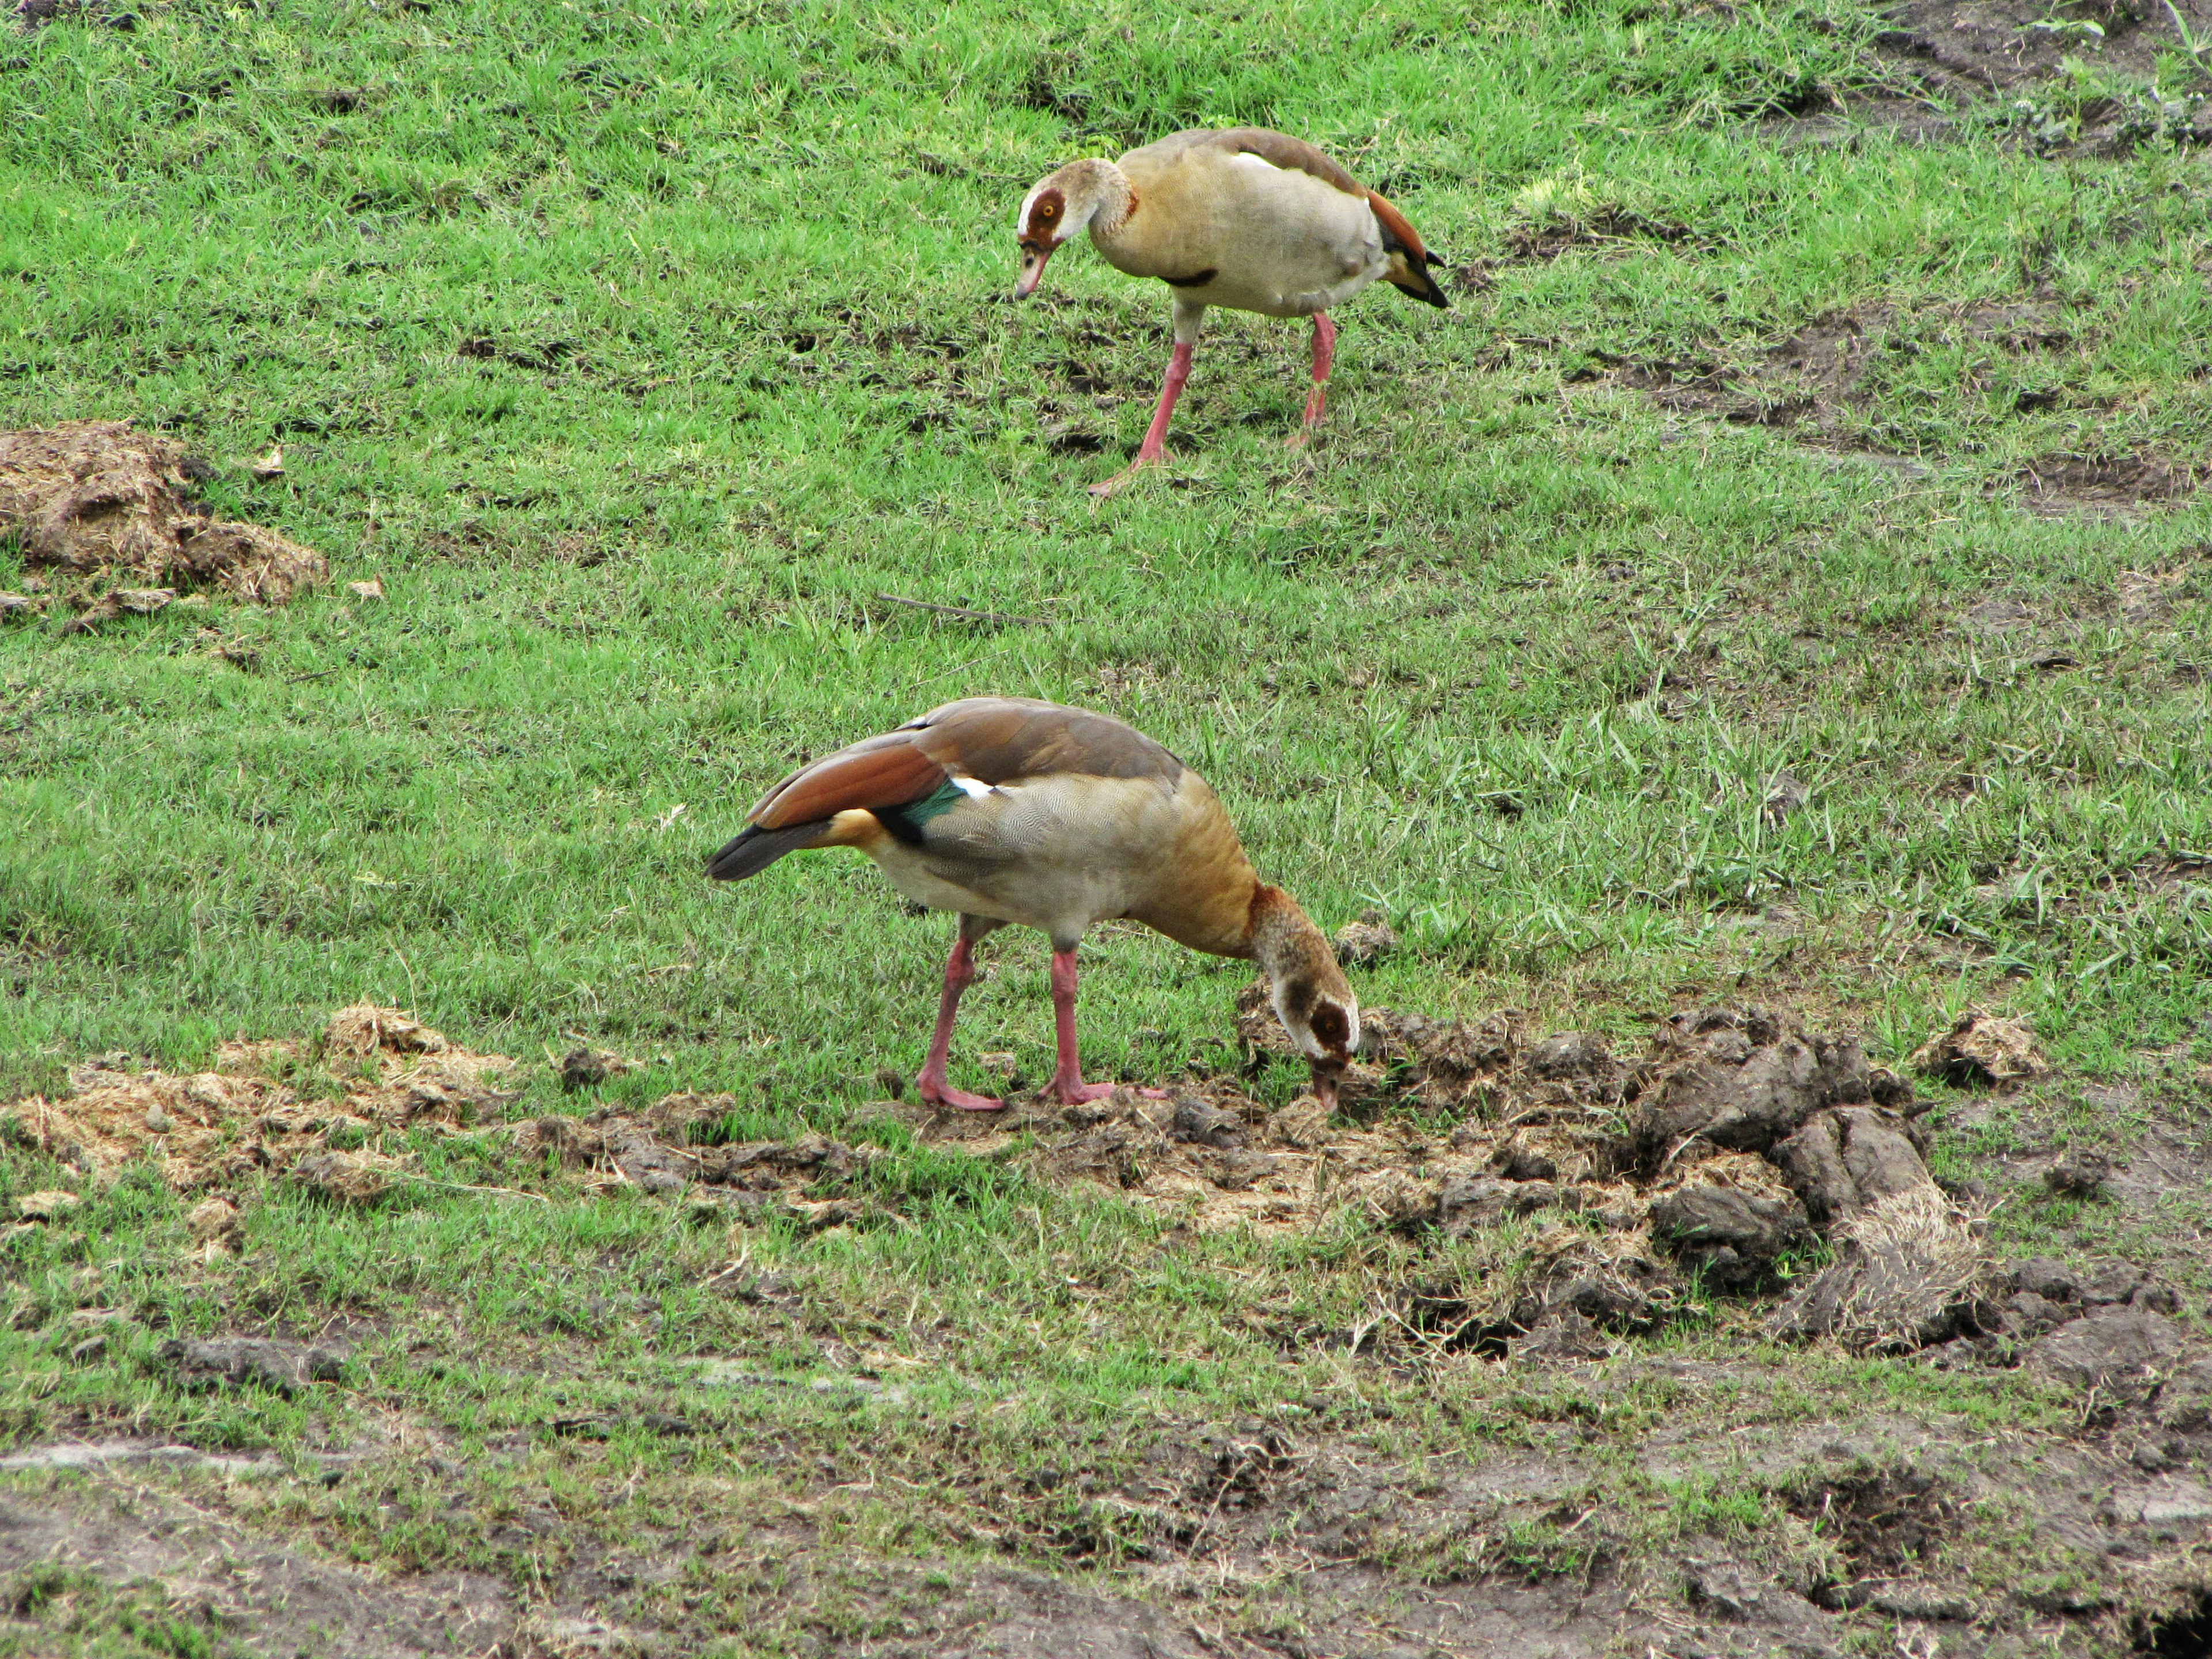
749 735 948 829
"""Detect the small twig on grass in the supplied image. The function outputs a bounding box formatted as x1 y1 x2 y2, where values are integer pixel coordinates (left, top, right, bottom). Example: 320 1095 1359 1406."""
874 593 1048 628
396 1175 551 1203
699 1246 753 1287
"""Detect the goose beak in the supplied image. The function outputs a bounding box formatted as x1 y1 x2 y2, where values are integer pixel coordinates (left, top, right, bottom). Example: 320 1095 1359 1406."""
1015 243 1052 299
1311 1061 1343 1116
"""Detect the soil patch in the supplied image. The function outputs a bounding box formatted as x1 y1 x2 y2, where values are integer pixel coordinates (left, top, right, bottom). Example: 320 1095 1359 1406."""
1505 206 1699 262
0 422 325 623
1872 0 2212 93
1603 300 2205 513
517 1097 896 1229
0 1480 510 1658
1605 297 2073 442
1 1005 515 1211
2018 452 2207 518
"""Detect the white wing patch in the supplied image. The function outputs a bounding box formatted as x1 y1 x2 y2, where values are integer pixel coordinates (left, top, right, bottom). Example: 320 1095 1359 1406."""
950 774 996 800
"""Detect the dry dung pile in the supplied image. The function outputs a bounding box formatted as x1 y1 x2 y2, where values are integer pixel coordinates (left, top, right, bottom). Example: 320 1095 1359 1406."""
1771 1186 1989 1353
1910 1010 2048 1088
516 1096 888 1229
0 421 325 615
3 1005 514 1210
885 999 2002 1356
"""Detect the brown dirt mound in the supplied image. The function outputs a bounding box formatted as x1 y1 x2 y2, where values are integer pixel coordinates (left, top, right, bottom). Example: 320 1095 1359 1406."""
1910 1010 2048 1088
0 421 325 606
4 1005 514 1209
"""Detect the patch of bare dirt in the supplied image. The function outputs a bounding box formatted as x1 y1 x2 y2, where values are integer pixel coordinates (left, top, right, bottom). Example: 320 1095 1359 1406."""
0 1480 512 1658
1872 0 2212 94
1505 206 1699 262
1760 94 1961 150
2018 451 2207 517
1755 0 2212 156
1 1005 514 1213
516 1097 893 1229
1603 296 2078 444
1598 298 2210 514
0 422 325 622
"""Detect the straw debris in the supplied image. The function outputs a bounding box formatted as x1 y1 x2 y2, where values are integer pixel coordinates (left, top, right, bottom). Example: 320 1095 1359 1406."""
1772 1187 1990 1353
1911 1012 2047 1089
5 1006 515 1204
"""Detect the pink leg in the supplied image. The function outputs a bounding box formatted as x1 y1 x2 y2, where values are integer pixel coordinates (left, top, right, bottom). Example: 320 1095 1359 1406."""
914 936 1003 1112
1286 312 1335 449
1043 949 1169 1104
1090 340 1194 498
1044 949 1116 1104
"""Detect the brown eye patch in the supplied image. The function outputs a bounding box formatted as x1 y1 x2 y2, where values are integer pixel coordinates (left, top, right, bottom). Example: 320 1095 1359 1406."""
1310 1003 1350 1051
1024 188 1066 240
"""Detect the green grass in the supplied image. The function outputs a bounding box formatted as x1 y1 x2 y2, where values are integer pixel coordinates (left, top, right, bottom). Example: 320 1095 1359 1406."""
3 0 2212 1650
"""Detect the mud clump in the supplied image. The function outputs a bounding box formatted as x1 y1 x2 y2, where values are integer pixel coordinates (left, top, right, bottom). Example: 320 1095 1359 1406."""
1331 914 1399 967
2024 1304 2184 1399
520 1099 885 1227
158 1336 350 1397
1649 1177 1810 1289
1773 1105 1937 1225
2046 1148 2113 1197
0 421 325 608
559 1046 642 1090
1628 1007 1884 1163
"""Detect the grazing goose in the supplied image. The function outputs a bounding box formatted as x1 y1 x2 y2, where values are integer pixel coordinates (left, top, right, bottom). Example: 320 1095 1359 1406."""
1014 126 1448 496
707 697 1357 1111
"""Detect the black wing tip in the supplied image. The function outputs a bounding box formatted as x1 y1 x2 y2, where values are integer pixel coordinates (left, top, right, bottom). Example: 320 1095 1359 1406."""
706 822 824 881
704 831 755 881
1395 272 1451 309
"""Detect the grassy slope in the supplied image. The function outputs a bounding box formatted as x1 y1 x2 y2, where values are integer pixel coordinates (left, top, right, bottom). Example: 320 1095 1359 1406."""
2 0 2211 1652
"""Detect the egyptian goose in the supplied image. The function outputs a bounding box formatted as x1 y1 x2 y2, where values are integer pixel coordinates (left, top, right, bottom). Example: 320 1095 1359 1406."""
1014 127 1448 496
707 697 1358 1112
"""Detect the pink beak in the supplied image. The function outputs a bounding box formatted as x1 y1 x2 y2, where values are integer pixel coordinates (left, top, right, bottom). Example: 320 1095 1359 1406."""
1312 1063 1343 1115
1015 244 1052 299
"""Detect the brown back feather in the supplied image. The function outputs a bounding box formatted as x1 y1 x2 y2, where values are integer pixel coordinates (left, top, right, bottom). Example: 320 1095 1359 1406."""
746 698 1183 830
1207 128 1365 199
904 697 1184 786
749 734 946 828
